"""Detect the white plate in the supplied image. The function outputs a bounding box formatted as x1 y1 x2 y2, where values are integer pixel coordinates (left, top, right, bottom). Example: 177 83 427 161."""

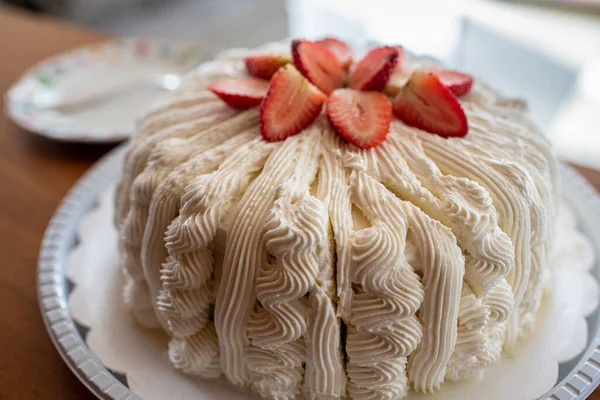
5 38 207 143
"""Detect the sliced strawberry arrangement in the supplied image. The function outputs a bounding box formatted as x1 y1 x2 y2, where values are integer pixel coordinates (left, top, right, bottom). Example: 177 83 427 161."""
392 70 467 137
348 46 399 92
326 88 392 149
316 37 353 69
292 39 346 94
424 68 473 97
210 38 473 144
261 65 326 142
244 53 291 80
208 78 269 109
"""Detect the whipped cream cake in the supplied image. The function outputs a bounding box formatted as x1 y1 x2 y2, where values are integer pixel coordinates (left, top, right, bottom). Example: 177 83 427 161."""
114 38 559 399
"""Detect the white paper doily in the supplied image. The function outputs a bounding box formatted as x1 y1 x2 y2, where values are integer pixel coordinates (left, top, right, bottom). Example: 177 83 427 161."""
67 186 598 400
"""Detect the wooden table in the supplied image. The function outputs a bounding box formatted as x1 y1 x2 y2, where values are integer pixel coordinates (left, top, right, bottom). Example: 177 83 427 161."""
0 6 109 400
1 4 600 400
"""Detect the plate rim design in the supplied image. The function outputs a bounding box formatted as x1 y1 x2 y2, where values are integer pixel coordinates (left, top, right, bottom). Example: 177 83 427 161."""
5 37 208 143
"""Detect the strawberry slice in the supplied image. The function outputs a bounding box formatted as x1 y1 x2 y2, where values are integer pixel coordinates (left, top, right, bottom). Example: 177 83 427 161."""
244 53 291 80
425 68 473 96
392 70 467 137
384 65 414 97
316 37 353 69
208 78 269 109
393 45 405 59
261 65 326 141
348 46 399 92
292 39 346 94
326 88 392 149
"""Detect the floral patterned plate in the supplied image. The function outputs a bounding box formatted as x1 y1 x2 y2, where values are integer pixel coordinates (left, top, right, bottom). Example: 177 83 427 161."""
5 37 207 143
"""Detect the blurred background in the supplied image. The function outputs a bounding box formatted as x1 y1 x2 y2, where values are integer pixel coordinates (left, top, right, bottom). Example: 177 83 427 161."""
3 0 599 169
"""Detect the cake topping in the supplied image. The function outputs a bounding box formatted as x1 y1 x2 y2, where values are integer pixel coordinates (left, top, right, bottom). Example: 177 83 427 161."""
326 88 392 149
208 78 269 109
392 70 468 137
208 38 474 145
244 53 291 80
386 66 474 98
260 64 326 141
424 67 474 97
316 37 354 69
384 66 412 97
291 39 346 94
348 45 400 92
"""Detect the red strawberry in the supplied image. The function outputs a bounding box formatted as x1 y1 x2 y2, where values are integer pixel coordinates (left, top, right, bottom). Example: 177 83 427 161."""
244 53 291 80
392 70 467 137
348 46 399 92
261 65 326 141
316 37 353 69
208 78 269 109
425 68 473 96
291 39 346 94
326 88 392 149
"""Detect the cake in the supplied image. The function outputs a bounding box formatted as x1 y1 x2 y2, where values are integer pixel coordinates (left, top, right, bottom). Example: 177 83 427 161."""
114 38 559 399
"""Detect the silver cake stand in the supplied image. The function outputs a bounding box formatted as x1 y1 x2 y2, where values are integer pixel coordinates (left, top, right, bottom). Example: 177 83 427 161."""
37 144 600 400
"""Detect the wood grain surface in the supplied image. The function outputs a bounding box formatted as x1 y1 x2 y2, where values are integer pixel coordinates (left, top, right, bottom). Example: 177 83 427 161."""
0 6 109 400
0 5 599 400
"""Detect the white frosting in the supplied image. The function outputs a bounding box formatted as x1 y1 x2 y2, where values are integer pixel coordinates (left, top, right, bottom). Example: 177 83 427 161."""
115 41 559 399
